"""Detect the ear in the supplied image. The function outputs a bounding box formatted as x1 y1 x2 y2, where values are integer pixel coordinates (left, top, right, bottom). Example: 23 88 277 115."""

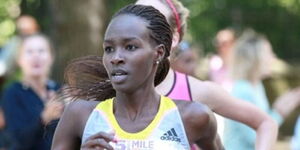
171 31 180 50
154 44 165 63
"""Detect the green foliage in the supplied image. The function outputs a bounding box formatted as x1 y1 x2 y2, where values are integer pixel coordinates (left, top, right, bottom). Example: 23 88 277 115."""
20 0 51 33
182 0 300 61
0 0 20 46
1 0 300 60
0 19 16 45
106 0 135 17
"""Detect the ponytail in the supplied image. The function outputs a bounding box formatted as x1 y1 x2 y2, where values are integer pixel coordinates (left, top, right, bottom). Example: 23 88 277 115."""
64 55 115 101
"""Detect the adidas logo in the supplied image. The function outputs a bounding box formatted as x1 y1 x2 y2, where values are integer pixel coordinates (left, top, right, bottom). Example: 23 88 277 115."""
160 128 181 143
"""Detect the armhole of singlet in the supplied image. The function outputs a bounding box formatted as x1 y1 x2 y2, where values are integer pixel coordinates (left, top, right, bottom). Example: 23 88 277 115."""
170 98 191 149
166 70 177 96
185 75 193 101
81 100 105 143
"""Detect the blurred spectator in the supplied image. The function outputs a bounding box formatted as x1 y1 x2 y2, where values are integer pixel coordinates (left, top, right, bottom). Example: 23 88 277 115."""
224 29 300 150
209 28 236 91
207 28 237 140
0 15 39 79
170 41 200 77
1 34 63 150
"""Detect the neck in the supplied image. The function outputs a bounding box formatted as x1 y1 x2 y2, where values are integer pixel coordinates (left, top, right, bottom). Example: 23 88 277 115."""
115 84 160 121
22 75 47 91
220 51 232 67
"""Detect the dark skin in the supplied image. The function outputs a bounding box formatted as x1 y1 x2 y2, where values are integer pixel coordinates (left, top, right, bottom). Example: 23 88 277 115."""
52 14 222 150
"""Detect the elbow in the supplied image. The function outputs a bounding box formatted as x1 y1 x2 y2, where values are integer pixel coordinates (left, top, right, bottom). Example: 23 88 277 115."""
257 115 279 140
254 112 279 133
263 115 279 132
254 116 279 150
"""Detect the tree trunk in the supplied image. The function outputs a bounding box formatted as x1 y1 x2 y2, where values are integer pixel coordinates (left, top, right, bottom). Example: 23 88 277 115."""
50 0 107 82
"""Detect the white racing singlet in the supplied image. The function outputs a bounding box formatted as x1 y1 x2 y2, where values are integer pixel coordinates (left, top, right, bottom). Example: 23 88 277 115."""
82 96 190 150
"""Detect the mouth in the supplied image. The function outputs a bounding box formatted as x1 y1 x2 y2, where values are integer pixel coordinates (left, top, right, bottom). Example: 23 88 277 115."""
111 69 128 76
32 63 42 68
110 69 128 83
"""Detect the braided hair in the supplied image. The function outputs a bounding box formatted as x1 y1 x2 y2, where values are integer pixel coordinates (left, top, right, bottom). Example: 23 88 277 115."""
63 4 172 101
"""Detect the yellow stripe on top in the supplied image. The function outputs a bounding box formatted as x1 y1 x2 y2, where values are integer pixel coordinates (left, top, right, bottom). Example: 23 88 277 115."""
95 96 177 140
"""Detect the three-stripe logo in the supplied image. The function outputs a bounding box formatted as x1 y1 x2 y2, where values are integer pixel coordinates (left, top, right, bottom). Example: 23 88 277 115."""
160 128 181 142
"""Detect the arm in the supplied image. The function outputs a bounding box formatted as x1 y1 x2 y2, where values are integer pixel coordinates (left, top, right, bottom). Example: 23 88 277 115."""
52 100 99 150
190 78 278 150
272 87 300 121
51 101 84 150
195 112 223 149
190 103 224 150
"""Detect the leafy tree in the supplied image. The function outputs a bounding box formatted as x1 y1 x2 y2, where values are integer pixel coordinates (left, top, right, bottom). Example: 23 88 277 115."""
183 0 300 61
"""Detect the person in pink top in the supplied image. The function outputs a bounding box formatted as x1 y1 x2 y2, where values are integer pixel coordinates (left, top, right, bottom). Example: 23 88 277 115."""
166 71 192 101
136 1 278 149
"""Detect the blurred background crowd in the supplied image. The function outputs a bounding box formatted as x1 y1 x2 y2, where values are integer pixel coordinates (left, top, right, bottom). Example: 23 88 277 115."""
0 0 299 149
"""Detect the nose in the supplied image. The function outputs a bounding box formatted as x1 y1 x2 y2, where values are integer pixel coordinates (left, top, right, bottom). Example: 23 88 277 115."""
110 50 124 65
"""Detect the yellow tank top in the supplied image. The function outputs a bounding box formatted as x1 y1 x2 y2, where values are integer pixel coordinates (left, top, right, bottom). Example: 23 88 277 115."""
82 96 190 150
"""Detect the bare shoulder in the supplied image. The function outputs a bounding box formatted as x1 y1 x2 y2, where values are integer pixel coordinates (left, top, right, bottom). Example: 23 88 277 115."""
65 99 99 115
188 76 232 110
63 100 99 133
174 100 211 123
173 100 214 142
52 100 99 150
59 99 99 132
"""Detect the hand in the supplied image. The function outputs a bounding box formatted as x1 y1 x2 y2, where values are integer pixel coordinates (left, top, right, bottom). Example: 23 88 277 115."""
273 87 300 118
41 100 64 125
81 131 117 150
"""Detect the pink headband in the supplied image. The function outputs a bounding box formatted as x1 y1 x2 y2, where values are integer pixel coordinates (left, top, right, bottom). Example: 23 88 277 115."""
165 0 181 34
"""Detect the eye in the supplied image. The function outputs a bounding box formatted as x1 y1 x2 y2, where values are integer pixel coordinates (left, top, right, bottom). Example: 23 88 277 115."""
104 46 114 53
25 49 34 55
39 48 46 53
125 45 137 51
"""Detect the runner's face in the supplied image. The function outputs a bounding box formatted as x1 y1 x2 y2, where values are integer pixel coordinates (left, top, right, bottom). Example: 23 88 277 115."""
103 14 158 93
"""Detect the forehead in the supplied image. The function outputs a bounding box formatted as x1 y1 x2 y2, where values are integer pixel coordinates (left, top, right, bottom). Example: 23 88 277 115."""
136 0 172 20
104 14 150 41
217 30 235 42
22 37 49 49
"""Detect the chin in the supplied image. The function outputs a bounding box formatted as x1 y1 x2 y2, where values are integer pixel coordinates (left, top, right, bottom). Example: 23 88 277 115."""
112 84 135 94
29 72 47 78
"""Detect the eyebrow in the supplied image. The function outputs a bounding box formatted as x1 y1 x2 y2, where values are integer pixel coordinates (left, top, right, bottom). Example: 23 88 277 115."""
103 37 141 44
